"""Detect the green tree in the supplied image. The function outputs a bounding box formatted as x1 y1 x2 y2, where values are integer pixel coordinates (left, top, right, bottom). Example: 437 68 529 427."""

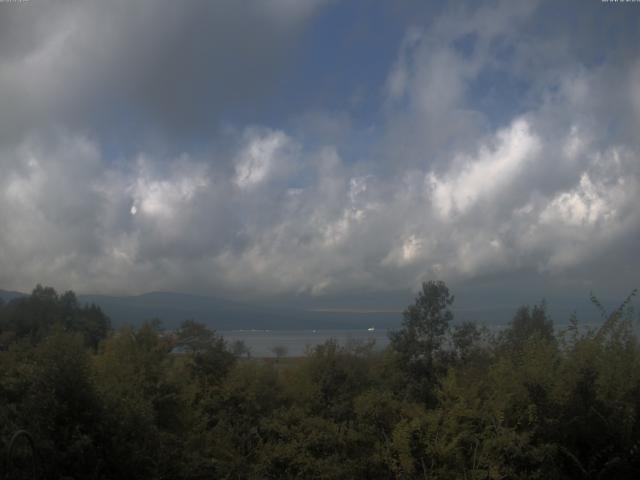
231 339 251 358
389 280 454 403
8 329 104 479
451 320 487 364
176 320 235 385
94 322 189 479
0 286 110 349
500 302 554 355
271 345 287 362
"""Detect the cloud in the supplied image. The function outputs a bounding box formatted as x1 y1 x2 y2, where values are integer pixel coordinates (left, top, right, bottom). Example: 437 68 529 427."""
233 129 298 189
0 0 639 302
0 0 330 143
429 119 540 218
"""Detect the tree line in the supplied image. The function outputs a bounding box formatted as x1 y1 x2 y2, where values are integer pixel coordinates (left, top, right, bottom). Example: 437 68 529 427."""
0 282 639 479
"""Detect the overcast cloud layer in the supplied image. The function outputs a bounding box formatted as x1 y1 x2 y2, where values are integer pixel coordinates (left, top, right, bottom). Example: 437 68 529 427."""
1 0 639 304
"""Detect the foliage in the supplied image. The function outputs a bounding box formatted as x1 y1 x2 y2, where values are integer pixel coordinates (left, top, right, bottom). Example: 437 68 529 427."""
389 280 455 404
0 285 110 349
0 283 639 479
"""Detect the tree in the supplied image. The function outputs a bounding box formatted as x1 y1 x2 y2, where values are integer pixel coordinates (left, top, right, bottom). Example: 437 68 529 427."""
22 329 103 478
175 319 217 353
501 301 554 354
0 286 110 348
94 322 188 478
451 320 485 363
231 339 251 358
271 345 288 362
176 320 235 385
389 280 454 403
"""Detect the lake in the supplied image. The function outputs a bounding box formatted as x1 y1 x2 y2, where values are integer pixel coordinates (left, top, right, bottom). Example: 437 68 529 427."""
218 320 617 357
220 329 391 357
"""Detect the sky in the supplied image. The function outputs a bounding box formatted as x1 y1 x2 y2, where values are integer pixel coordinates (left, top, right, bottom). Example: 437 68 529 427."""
1 0 639 312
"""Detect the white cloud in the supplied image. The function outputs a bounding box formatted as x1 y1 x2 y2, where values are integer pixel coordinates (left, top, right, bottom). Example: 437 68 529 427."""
429 118 540 218
131 156 209 219
234 129 297 189
540 173 611 227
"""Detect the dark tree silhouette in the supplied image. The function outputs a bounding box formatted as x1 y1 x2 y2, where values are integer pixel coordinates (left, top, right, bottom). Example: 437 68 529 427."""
389 280 454 403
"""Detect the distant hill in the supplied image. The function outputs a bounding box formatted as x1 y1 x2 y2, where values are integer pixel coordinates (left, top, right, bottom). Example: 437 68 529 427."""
1 288 400 330
1 287 624 331
62 291 402 330
0 289 26 303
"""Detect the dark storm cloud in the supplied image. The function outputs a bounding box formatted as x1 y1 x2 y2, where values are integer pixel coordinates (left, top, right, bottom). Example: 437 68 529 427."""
0 0 327 142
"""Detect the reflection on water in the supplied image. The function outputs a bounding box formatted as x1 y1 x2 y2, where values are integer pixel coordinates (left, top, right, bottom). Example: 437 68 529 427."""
220 329 390 357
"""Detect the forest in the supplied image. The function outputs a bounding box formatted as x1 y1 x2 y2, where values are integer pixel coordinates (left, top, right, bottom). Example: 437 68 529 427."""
0 282 639 479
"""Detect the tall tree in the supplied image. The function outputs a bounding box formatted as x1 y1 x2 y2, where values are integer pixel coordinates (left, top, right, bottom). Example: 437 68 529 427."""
389 280 454 403
501 301 554 354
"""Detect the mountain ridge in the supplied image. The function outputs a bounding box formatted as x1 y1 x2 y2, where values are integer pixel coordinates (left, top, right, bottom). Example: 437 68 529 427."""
1 288 401 330
2 288 628 331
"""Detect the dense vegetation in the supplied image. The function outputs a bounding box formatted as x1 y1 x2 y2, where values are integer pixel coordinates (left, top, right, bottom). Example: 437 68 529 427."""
0 282 639 479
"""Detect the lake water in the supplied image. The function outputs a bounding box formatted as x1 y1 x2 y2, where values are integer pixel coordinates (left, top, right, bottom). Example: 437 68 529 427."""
218 321 619 357
220 329 390 357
